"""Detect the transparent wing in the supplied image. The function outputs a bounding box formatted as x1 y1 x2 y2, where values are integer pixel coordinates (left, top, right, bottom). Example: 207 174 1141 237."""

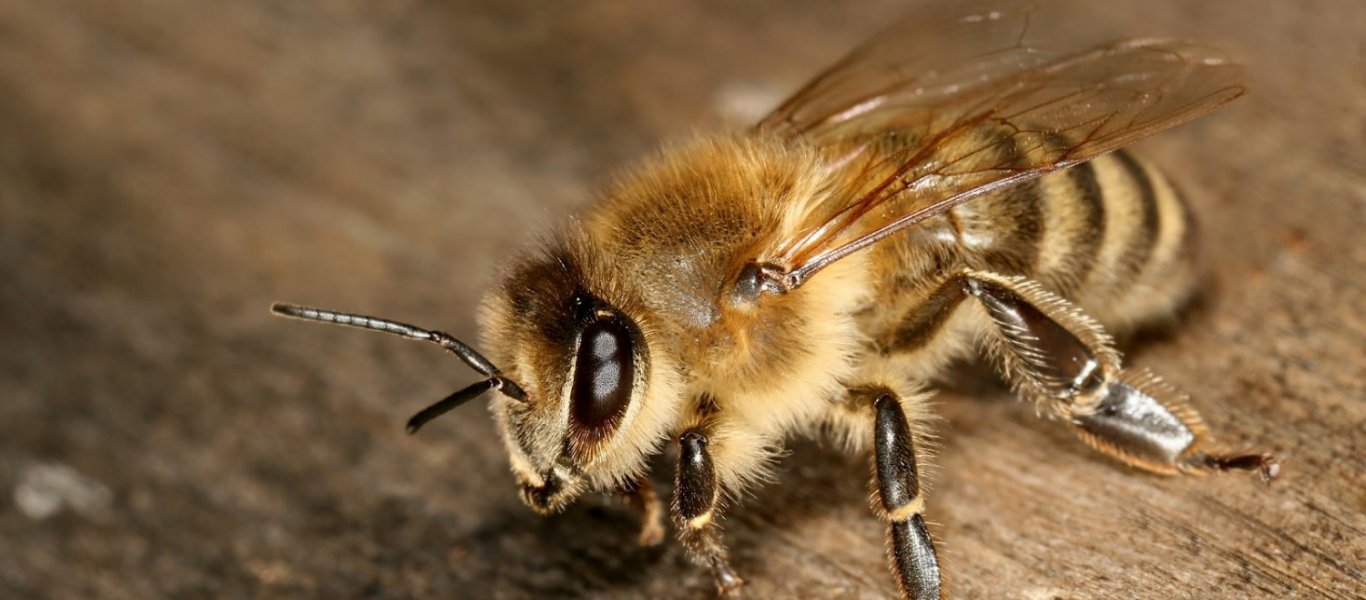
757 1 1245 289
758 0 1061 138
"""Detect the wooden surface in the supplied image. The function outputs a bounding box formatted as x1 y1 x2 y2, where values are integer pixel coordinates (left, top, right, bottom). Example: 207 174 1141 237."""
0 1 1362 598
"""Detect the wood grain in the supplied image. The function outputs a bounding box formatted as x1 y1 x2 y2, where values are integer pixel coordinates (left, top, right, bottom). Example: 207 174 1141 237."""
0 1 1361 598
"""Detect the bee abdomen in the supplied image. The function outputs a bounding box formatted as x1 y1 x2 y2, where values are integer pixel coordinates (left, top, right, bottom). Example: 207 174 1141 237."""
1060 151 1197 329
880 150 1196 354
957 146 1197 329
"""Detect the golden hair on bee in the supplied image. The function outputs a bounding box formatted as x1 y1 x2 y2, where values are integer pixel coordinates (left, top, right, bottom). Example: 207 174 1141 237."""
272 1 1278 597
477 134 875 498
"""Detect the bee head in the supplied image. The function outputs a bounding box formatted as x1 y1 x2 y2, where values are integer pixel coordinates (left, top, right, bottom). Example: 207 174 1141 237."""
478 247 679 514
271 241 681 516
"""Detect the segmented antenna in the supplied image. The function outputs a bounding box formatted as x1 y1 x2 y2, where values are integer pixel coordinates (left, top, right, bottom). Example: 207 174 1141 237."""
404 378 501 434
271 302 501 375
270 302 526 433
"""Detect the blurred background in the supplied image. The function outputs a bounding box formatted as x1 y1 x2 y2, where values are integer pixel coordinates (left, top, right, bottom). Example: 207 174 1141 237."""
0 1 1361 598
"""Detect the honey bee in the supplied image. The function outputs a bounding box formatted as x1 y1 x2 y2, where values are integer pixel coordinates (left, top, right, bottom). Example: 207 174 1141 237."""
272 1 1279 597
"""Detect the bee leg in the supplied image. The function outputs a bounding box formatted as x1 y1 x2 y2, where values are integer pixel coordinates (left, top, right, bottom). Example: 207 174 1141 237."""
674 429 744 595
960 269 1278 480
868 391 942 600
617 477 666 547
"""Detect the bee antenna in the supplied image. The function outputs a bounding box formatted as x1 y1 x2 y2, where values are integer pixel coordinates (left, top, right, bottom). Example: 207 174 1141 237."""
269 302 527 404
405 377 512 434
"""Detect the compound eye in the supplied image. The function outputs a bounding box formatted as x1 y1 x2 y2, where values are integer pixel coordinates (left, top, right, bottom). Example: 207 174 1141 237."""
569 316 635 433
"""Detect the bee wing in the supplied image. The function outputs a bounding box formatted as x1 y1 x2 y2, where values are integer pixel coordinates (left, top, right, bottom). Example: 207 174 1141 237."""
757 1 1244 288
758 0 1061 138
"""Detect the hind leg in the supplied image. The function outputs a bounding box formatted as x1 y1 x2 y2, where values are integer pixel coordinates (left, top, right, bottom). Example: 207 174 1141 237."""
916 268 1277 479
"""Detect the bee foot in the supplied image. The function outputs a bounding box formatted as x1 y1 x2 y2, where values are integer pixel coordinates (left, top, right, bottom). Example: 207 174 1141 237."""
1190 451 1281 484
714 567 745 597
637 520 666 547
